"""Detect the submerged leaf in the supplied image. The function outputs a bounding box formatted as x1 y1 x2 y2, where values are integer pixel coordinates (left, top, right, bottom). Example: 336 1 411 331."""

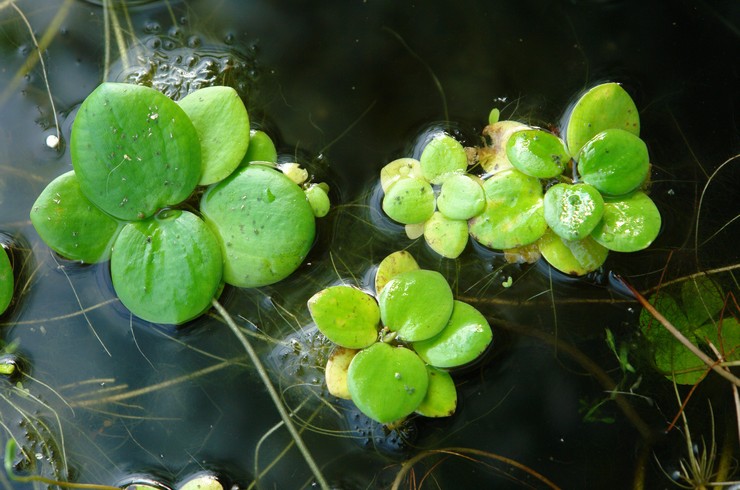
681 276 725 328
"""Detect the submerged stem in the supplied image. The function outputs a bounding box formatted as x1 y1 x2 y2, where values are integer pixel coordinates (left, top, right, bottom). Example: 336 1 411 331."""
211 299 330 490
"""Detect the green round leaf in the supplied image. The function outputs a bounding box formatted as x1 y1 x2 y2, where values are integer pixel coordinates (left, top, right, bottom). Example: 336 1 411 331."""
380 158 423 192
437 174 486 220
178 86 250 185
201 164 316 288
590 191 661 252
423 212 468 259
0 247 12 315
577 129 649 196
378 269 454 342
347 343 428 423
30 171 122 263
544 183 605 241
70 82 201 220
325 347 358 399
308 285 379 349
305 184 331 218
240 129 277 165
538 228 609 276
415 366 457 418
110 210 223 324
382 177 435 225
506 129 570 178
479 120 530 174
413 300 492 368
419 133 468 184
468 169 547 250
375 250 419 296
565 82 640 155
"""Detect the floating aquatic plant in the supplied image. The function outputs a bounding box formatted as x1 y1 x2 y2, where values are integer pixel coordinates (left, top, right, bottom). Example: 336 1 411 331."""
308 251 492 424
378 82 662 276
30 82 330 324
0 246 13 315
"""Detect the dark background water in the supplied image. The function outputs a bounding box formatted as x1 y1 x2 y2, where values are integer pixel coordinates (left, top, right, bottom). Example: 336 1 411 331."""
0 1 738 489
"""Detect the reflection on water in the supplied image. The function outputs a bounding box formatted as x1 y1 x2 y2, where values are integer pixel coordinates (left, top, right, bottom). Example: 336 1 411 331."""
0 0 738 489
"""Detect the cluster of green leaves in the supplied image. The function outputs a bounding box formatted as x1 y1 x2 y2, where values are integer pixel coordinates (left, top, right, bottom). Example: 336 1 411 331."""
379 83 661 276
639 277 738 385
30 83 329 325
307 251 493 424
0 246 12 316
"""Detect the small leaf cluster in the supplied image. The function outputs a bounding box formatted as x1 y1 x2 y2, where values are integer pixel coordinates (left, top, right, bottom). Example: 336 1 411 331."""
639 277 738 385
379 83 662 276
308 251 493 424
31 82 330 325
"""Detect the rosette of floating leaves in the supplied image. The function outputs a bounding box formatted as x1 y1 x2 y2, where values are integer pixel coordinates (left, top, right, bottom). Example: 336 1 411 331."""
307 251 492 424
471 82 661 276
30 82 329 324
0 245 12 315
380 133 486 258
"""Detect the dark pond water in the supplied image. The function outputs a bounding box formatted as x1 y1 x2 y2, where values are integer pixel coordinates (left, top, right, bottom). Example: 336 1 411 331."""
0 1 738 489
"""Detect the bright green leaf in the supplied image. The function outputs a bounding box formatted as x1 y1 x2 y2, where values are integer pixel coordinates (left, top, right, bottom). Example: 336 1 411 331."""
308 285 379 349
506 129 570 178
201 164 316 288
70 82 201 220
468 169 547 250
413 300 492 368
590 191 661 252
419 133 468 184
565 82 640 156
423 212 469 259
382 177 435 225
178 86 249 185
30 171 122 263
544 183 604 241
538 228 609 276
347 343 428 423
436 173 486 220
110 210 223 324
374 250 419 296
379 269 454 342
415 366 457 418
380 158 423 192
577 128 649 196
241 129 277 165
0 247 12 315
305 184 331 218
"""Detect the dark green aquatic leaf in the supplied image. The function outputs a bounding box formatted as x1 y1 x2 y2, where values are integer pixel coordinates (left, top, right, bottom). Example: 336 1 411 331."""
681 276 725 328
374 250 419 296
506 129 570 178
415 366 457 418
423 212 468 259
308 285 379 349
201 164 316 288
413 300 492 368
577 128 649 196
590 191 661 252
178 86 250 185
566 82 640 155
544 183 604 241
240 129 277 165
468 169 547 250
538 228 609 276
71 82 201 220
110 210 223 325
436 173 486 220
0 247 12 315
419 133 468 184
382 177 435 225
30 171 122 263
639 293 690 344
347 343 428 423
378 269 454 342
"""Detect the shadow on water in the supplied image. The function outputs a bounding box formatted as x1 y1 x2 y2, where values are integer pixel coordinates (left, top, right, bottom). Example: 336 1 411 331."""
0 0 738 489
